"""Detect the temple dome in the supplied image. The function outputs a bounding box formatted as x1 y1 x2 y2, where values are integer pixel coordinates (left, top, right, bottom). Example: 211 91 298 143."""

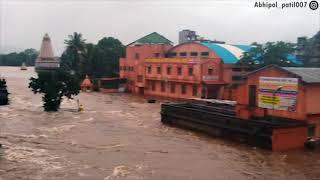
35 33 60 72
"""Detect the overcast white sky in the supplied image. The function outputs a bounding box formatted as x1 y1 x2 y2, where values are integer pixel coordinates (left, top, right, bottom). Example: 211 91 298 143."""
0 0 319 55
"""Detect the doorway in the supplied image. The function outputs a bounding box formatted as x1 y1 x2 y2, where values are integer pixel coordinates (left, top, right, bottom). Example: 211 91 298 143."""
206 85 220 99
249 85 257 107
138 87 144 95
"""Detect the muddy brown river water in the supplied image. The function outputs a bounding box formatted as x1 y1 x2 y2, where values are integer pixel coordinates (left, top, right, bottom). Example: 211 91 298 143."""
0 66 320 180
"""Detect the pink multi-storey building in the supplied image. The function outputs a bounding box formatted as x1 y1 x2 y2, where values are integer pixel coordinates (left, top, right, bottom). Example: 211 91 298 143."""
120 32 252 100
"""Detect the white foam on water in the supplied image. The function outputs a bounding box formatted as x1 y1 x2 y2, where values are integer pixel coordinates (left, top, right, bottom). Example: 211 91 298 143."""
82 117 94 122
104 165 131 180
104 164 149 180
4 143 66 174
0 112 9 116
38 125 75 134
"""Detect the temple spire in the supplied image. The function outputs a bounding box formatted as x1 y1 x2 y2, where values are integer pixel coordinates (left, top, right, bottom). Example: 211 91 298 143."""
35 33 59 72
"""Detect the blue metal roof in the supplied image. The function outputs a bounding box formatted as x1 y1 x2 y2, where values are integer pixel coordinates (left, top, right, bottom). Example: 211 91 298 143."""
200 42 303 65
233 45 252 52
201 42 239 64
287 54 303 65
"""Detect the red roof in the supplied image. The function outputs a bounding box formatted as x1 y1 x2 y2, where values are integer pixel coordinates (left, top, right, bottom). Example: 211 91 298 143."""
81 76 93 88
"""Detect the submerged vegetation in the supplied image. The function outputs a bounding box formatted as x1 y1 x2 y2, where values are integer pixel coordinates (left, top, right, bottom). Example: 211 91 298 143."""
29 70 80 111
0 78 9 105
28 32 125 111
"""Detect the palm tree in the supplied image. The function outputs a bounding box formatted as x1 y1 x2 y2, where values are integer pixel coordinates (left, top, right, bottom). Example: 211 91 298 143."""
61 32 86 74
64 32 86 52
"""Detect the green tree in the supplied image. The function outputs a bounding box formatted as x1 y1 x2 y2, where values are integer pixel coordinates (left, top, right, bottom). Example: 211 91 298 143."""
0 48 38 66
238 41 297 69
29 69 80 111
29 33 84 112
79 43 96 78
303 31 320 67
23 48 39 66
89 37 125 78
61 32 86 75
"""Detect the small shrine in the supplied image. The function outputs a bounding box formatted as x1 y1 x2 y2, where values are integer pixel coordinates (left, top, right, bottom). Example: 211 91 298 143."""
81 75 94 92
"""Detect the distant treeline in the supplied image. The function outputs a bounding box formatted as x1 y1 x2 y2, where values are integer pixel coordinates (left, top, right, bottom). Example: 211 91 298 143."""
0 48 39 66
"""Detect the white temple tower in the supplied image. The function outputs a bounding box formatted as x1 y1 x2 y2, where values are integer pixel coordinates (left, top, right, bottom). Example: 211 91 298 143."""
35 33 59 72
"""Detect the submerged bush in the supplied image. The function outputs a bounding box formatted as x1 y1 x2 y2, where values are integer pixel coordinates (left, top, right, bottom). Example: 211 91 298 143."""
29 69 80 111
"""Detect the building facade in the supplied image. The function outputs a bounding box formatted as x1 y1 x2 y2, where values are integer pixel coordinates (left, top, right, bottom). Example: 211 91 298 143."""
236 65 320 138
120 32 303 100
120 32 253 100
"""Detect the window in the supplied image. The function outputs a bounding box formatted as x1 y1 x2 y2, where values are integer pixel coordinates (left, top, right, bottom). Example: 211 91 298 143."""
201 52 209 56
170 83 176 93
157 66 161 74
179 52 187 57
188 67 193 76
192 85 198 96
181 84 187 94
135 53 140 60
308 125 316 137
151 81 156 91
161 81 166 92
208 68 213 75
167 66 172 75
190 52 198 56
232 68 241 72
169 52 177 57
124 66 127 71
147 66 152 74
120 66 122 71
137 75 143 82
155 53 160 58
177 67 182 75
232 76 242 81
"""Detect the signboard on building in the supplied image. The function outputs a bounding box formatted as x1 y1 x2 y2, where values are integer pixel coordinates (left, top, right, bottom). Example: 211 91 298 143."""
258 77 298 111
202 75 219 81
145 58 200 64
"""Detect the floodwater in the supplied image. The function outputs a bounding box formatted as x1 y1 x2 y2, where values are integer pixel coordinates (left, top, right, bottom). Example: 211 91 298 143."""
0 67 320 180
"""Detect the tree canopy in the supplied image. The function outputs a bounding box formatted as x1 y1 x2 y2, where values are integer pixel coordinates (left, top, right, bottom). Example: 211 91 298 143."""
29 69 80 111
85 37 125 78
60 33 125 79
299 31 320 67
238 41 298 69
28 32 126 111
60 32 87 76
0 48 39 66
